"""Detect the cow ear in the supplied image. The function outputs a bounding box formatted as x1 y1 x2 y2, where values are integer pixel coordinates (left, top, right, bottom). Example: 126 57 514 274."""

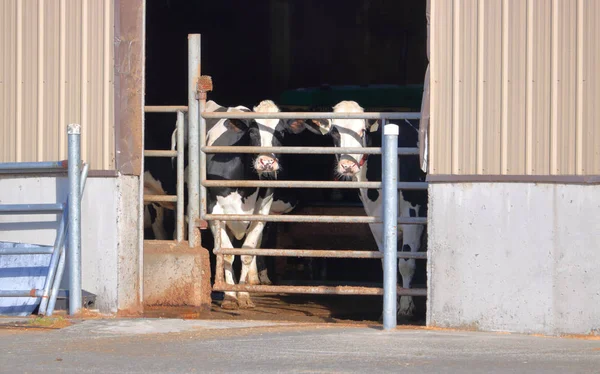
367 119 379 133
306 119 332 135
224 119 248 133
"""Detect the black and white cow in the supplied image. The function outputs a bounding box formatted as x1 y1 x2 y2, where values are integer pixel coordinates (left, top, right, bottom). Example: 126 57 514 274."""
326 100 427 318
143 170 173 240
203 99 330 309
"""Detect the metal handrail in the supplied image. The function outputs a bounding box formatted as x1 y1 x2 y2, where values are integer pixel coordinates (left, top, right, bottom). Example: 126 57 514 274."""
144 105 188 113
201 145 420 155
0 161 68 173
201 111 421 120
202 180 428 190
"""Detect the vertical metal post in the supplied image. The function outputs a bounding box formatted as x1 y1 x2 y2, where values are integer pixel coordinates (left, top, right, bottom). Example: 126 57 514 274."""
214 220 224 284
382 119 399 330
198 90 207 220
38 210 67 314
187 34 201 248
176 110 185 242
67 123 82 315
47 163 89 316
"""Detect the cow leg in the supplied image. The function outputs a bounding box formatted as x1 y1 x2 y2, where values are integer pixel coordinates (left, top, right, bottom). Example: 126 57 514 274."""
255 235 273 285
397 223 423 318
209 221 239 310
150 204 168 240
237 220 268 308
237 191 274 307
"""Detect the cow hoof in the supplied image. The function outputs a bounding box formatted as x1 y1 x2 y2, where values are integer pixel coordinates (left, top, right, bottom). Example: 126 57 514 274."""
397 297 415 319
220 295 239 310
237 295 255 309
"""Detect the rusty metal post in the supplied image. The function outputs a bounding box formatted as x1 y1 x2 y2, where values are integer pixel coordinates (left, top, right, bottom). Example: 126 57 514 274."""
197 75 212 220
187 34 201 248
175 110 185 242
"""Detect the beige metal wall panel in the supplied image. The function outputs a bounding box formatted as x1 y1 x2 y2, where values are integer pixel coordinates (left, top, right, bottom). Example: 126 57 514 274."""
481 0 502 175
0 0 114 170
555 0 577 175
506 0 527 175
531 0 552 175
455 0 478 175
430 0 454 174
582 0 600 174
430 0 600 176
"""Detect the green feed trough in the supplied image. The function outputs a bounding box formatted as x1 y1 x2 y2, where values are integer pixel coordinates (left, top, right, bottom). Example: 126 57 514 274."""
278 84 424 112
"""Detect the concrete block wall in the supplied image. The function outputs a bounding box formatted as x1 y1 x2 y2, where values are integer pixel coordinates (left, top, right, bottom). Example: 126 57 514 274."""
427 183 600 335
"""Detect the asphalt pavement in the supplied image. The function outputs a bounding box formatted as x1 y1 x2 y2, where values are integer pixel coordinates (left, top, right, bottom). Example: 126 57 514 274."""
1 318 599 373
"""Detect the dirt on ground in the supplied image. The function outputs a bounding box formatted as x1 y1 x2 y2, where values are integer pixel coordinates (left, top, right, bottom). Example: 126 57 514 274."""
142 293 425 326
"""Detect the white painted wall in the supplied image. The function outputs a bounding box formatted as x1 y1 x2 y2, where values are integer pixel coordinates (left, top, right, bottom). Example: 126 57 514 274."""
427 183 600 335
0 176 119 313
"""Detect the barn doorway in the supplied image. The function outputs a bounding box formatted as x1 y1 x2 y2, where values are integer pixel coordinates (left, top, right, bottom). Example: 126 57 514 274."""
144 0 428 324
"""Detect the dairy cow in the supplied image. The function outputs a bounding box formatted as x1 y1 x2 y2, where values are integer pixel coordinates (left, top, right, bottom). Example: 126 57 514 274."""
326 100 427 318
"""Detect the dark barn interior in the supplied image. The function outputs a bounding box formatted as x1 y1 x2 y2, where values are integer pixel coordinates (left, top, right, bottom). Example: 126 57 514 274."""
144 0 428 323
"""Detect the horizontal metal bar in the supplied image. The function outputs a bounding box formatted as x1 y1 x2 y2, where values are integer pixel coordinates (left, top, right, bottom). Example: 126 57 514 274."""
144 150 178 157
212 283 427 297
145 105 188 113
144 195 177 203
205 214 427 224
202 146 420 156
0 204 64 214
215 248 427 259
202 180 428 190
0 161 68 174
0 289 44 297
0 247 54 255
202 111 421 120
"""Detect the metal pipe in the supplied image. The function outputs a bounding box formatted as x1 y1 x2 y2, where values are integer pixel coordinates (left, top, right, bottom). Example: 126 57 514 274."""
214 248 428 260
202 180 428 190
187 34 201 248
46 162 89 316
144 105 188 113
143 195 177 203
0 160 68 173
67 123 81 315
176 110 185 242
39 163 89 315
202 112 421 120
37 212 67 315
212 283 427 297
198 86 207 221
0 247 54 255
202 145 420 156
214 220 224 284
0 204 64 214
0 290 44 298
382 121 399 331
144 150 177 158
205 214 426 225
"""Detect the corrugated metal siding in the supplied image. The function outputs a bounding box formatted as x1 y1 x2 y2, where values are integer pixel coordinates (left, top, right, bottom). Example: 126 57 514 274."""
430 0 600 176
0 0 115 170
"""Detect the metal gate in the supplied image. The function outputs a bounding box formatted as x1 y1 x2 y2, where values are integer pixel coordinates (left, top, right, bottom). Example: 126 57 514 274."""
143 34 428 330
143 35 202 247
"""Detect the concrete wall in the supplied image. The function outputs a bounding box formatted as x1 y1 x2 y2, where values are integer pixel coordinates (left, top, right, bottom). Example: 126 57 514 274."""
0 175 141 314
427 183 600 335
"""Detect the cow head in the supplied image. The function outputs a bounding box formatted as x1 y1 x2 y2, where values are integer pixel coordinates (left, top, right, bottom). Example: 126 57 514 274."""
251 100 331 177
327 101 378 179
